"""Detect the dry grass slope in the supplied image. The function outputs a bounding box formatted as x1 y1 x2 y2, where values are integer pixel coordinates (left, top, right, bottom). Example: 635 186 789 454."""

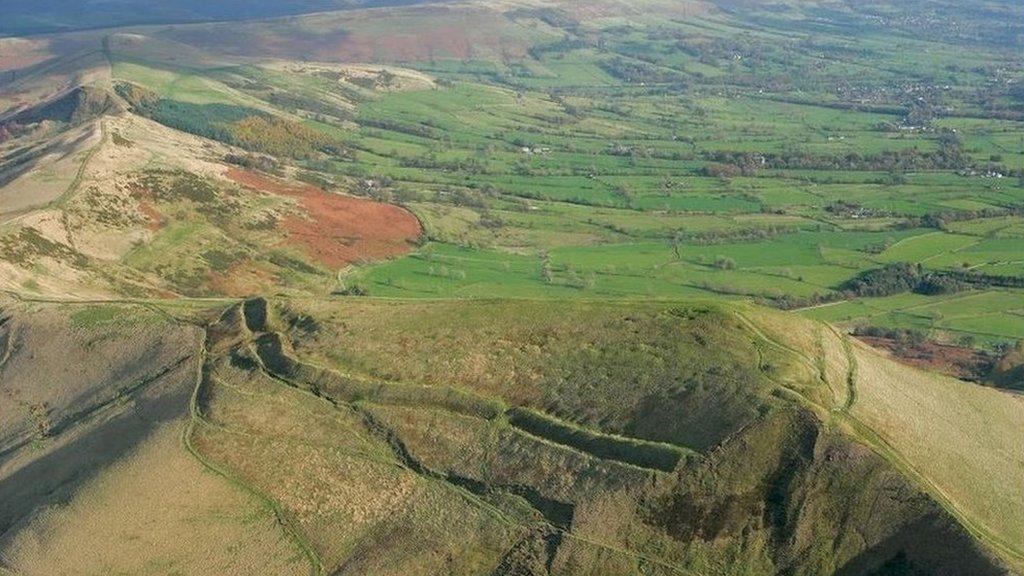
0 423 309 576
749 306 1024 569
0 299 312 575
850 342 1024 563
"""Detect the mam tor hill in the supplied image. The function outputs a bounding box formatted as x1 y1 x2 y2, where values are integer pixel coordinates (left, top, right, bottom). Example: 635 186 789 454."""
0 0 1023 574
1 296 1021 574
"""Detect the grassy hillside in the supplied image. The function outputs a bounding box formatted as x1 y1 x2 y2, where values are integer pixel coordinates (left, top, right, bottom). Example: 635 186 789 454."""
2 0 1023 350
850 342 1024 558
0 1 1022 572
261 297 1021 572
0 298 309 574
0 293 1018 574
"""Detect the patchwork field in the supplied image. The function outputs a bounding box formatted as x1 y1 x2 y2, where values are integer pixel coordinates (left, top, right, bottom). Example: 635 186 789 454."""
3 1 1022 343
79 0 1020 347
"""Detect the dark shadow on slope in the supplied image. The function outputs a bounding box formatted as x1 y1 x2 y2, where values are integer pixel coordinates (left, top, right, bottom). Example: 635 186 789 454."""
0 355 191 461
648 408 1011 575
0 121 99 189
353 401 575 530
3 86 123 125
242 297 269 333
0 360 196 537
489 527 562 576
447 474 574 530
836 513 1010 576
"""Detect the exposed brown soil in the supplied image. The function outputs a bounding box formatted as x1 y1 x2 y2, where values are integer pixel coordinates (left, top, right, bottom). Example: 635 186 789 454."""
136 200 165 231
857 336 993 380
207 259 278 298
224 168 420 269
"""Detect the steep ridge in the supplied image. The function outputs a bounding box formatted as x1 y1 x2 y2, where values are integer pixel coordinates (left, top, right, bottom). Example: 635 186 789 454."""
0 300 199 533
2 86 123 126
740 306 1024 566
0 295 1015 574
188 297 1014 574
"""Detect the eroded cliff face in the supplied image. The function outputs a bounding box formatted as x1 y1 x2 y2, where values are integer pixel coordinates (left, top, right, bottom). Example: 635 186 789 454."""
648 408 1007 576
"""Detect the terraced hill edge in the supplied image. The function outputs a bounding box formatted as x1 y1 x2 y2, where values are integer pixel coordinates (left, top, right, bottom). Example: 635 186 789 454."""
506 407 691 472
0 295 1017 574
243 300 694 473
211 297 1011 569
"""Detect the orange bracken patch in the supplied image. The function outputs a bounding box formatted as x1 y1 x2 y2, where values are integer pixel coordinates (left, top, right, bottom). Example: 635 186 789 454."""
207 259 279 297
857 336 993 381
136 200 166 231
224 168 421 269
0 39 54 72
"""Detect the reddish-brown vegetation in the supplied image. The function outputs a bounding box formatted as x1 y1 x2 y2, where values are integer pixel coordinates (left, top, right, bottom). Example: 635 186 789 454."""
225 168 420 269
0 40 53 72
858 336 993 380
328 13 531 62
136 200 166 231
207 259 278 297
